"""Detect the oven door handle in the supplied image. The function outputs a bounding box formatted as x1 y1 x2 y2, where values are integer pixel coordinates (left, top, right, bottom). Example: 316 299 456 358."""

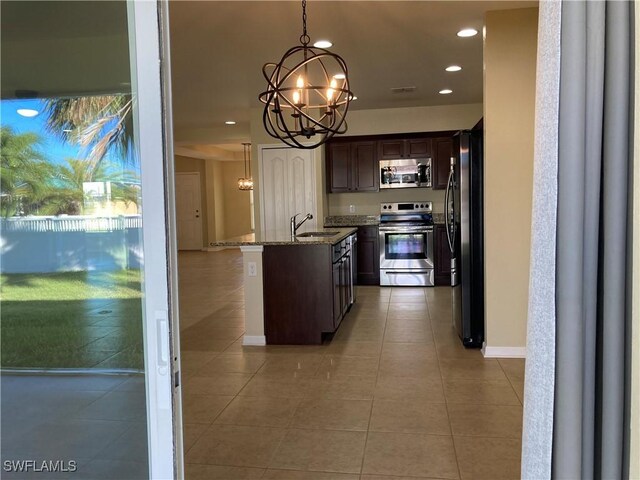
379 226 433 233
385 270 432 275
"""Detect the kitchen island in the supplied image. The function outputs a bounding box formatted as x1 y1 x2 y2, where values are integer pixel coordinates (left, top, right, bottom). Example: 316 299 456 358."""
212 227 357 345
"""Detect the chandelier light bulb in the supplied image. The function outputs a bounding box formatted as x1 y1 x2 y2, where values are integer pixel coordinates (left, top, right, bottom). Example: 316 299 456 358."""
327 78 338 102
293 91 301 105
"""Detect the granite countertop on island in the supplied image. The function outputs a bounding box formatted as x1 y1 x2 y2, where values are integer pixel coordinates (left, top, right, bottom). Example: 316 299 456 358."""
210 226 357 247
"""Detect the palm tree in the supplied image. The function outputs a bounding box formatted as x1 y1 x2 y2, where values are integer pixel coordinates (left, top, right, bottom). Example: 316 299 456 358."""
43 94 135 169
0 126 54 217
41 158 140 215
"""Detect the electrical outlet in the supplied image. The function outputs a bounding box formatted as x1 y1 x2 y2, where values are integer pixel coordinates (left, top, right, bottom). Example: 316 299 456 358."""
247 262 257 277
349 204 356 213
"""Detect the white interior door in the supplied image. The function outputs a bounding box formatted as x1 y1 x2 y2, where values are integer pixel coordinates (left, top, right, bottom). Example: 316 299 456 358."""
288 150 318 230
175 172 203 250
260 146 317 232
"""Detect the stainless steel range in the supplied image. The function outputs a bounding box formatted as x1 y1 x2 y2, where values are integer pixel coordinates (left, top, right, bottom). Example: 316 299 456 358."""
379 202 434 286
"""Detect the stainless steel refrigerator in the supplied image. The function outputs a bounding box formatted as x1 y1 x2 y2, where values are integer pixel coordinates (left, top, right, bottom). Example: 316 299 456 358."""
445 130 484 347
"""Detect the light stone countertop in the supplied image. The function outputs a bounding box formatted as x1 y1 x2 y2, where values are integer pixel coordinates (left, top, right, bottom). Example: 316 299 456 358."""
210 227 357 247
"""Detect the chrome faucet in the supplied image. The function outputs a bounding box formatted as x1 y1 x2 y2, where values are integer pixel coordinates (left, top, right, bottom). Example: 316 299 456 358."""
290 213 313 237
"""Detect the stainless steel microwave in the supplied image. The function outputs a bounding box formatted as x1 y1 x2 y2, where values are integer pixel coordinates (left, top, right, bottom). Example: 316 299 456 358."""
380 158 431 189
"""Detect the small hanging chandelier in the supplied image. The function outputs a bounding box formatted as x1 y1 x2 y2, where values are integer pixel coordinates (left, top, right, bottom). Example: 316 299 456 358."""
237 143 254 191
259 0 353 149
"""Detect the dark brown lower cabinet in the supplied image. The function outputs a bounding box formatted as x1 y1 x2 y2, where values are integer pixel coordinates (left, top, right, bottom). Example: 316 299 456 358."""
263 241 353 344
356 226 379 285
434 224 452 286
332 258 342 329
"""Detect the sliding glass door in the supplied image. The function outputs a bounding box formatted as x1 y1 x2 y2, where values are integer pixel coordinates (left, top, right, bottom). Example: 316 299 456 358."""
1 1 179 478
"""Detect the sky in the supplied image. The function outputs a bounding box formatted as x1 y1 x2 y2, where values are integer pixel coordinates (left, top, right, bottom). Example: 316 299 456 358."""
1 98 81 166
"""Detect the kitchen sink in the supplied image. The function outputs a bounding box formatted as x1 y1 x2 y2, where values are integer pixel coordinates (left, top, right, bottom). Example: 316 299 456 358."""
296 231 339 237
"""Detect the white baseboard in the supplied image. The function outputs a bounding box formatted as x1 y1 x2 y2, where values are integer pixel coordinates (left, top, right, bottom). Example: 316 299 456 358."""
242 335 266 346
482 342 527 358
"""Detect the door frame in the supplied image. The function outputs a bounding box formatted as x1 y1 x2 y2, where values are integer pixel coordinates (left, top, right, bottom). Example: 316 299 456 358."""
128 1 182 478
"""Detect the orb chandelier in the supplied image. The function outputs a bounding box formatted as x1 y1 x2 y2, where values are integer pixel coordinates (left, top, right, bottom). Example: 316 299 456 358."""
259 0 353 149
237 143 254 191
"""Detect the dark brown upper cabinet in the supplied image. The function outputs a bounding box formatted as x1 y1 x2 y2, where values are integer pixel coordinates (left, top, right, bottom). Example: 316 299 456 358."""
327 131 457 193
378 138 432 159
327 141 378 193
432 137 453 190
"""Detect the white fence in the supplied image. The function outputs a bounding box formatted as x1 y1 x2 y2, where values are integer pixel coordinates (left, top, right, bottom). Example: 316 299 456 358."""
0 215 143 274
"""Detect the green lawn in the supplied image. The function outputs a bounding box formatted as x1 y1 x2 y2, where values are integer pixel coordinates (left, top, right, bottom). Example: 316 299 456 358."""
1 270 145 370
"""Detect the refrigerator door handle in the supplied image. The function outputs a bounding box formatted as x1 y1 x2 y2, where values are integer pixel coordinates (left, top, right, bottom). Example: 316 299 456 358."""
444 165 455 254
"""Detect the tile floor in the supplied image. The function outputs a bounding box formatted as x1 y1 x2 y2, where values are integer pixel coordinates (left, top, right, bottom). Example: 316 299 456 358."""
180 249 525 480
0 373 148 479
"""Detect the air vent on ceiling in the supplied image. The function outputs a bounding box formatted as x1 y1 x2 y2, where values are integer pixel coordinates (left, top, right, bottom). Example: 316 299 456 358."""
390 86 416 94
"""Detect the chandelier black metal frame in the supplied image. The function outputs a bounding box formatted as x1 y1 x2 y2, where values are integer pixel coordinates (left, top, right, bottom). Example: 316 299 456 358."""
237 143 253 191
259 0 353 149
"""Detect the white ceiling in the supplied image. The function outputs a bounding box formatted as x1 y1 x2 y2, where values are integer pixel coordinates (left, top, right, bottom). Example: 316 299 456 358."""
1 1 537 159
168 0 537 155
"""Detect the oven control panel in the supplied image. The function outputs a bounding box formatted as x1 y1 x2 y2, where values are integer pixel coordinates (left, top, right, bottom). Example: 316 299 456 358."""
380 202 432 213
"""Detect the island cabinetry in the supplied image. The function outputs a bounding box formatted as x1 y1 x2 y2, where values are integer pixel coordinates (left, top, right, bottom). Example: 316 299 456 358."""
332 244 351 328
356 226 380 285
262 237 354 344
263 245 334 344
327 141 378 193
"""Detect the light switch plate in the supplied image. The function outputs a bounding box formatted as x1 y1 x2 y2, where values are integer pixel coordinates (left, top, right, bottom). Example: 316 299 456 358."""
349 205 356 213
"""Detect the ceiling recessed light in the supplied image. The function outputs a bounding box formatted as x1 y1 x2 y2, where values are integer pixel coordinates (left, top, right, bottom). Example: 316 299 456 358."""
313 40 333 48
333 73 346 80
445 65 462 72
439 89 453 95
225 121 236 125
17 108 39 117
349 95 358 101
457 28 478 38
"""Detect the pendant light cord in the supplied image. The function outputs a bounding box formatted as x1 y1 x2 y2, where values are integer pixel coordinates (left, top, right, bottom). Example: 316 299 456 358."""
242 143 251 178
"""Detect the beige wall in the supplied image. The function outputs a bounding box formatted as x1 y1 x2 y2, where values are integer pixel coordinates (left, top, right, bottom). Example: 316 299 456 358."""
483 7 538 351
328 190 445 217
344 103 483 136
175 155 252 245
204 159 226 242
175 155 209 247
222 161 253 238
